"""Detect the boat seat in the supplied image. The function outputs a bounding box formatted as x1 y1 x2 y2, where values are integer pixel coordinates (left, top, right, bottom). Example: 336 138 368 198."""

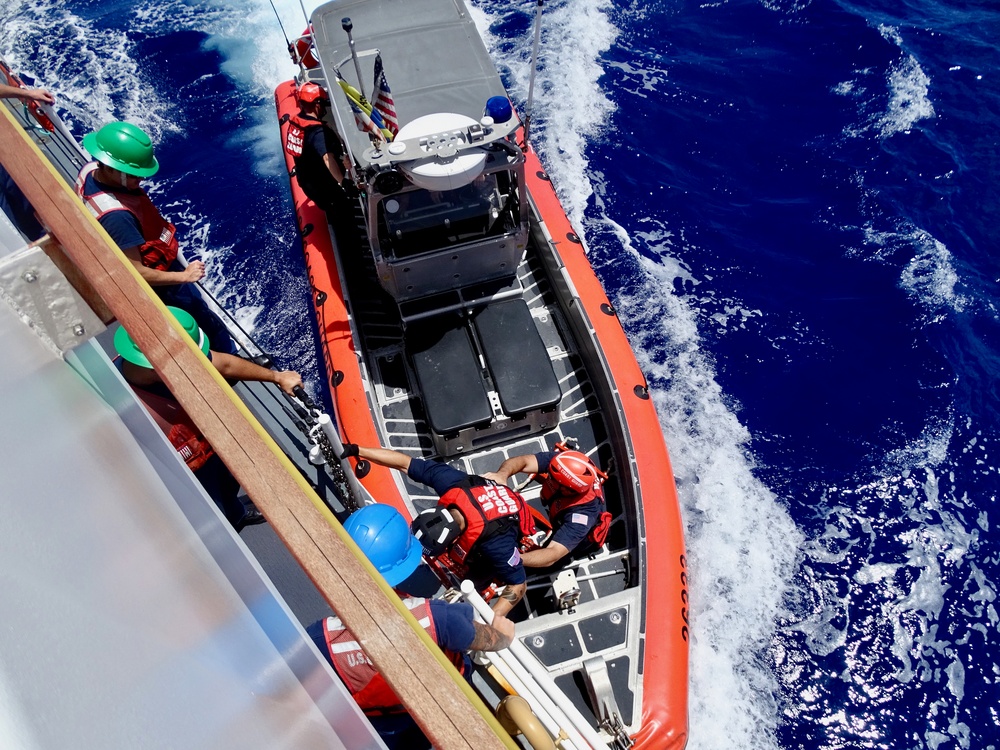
471 299 562 417
406 314 493 435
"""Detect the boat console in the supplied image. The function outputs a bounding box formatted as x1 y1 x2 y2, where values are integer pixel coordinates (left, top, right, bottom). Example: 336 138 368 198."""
366 131 528 302
354 107 551 455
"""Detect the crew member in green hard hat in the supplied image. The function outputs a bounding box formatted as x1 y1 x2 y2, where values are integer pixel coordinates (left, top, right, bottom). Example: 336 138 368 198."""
307 503 515 750
75 121 237 353
115 306 302 531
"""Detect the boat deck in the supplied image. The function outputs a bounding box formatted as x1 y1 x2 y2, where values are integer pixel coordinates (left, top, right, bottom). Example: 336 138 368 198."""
329 205 633 622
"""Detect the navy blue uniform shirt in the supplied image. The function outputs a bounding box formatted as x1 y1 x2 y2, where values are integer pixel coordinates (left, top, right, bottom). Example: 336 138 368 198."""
295 118 346 209
83 171 146 250
408 457 526 586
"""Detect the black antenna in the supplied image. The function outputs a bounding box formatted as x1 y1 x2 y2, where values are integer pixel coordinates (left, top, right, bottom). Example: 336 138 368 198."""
267 0 291 49
342 17 368 100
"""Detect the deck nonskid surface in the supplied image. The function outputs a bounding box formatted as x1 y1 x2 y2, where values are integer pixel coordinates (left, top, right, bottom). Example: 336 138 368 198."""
331 211 630 600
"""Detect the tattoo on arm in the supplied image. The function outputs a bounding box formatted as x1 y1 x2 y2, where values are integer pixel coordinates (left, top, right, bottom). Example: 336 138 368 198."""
470 621 512 651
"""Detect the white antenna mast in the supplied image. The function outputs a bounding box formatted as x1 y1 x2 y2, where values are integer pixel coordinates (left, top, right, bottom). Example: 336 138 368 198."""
522 0 544 149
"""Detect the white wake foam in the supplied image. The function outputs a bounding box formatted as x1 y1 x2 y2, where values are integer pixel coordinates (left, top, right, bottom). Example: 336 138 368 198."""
781 419 990 750
833 25 935 140
879 53 935 138
611 225 801 750
861 224 968 317
0 0 182 139
473 0 616 227
199 0 306 175
876 25 935 138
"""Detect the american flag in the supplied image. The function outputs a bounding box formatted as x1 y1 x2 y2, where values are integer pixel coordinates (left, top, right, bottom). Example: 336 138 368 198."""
371 54 398 138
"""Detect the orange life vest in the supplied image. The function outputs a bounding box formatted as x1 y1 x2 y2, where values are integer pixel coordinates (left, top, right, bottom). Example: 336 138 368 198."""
540 477 604 516
130 384 214 471
321 598 464 715
440 483 534 565
75 162 178 271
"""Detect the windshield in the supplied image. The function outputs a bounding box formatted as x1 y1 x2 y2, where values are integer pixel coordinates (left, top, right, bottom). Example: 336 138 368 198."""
376 170 518 259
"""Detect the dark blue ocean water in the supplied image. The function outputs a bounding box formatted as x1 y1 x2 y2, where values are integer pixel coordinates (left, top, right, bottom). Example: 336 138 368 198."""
3 0 997 747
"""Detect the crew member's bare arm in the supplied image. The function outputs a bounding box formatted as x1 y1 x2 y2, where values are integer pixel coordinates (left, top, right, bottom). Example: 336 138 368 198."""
490 582 526 616
0 84 54 104
322 152 345 184
521 541 570 568
212 352 302 395
357 446 414 472
469 615 514 652
483 454 540 485
123 245 205 286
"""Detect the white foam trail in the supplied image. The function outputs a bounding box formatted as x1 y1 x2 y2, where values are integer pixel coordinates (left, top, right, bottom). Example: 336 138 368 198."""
783 422 990 750
874 25 935 137
0 0 179 139
835 26 934 140
473 0 616 228
879 54 935 137
198 0 311 176
195 0 331 367
613 235 800 750
861 224 967 317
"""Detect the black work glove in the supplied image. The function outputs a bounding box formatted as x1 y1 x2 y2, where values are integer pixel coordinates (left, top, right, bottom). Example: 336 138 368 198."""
341 179 360 199
339 443 360 459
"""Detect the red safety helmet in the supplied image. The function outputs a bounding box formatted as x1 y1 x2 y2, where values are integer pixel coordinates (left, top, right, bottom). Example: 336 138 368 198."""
298 82 328 105
410 506 462 557
547 451 602 494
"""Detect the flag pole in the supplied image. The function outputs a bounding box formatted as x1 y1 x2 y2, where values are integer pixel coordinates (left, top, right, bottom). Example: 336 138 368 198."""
522 0 544 150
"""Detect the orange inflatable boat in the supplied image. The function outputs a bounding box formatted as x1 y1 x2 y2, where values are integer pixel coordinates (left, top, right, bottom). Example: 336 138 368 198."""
275 0 688 745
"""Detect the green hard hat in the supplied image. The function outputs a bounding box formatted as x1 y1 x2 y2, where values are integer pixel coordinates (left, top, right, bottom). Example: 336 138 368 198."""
115 306 210 368
82 121 159 178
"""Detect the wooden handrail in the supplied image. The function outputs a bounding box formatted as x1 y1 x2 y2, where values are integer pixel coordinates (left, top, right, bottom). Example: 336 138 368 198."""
0 104 513 750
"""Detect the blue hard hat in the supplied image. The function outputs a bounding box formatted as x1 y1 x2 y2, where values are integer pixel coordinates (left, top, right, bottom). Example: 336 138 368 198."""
485 96 512 124
344 504 424 587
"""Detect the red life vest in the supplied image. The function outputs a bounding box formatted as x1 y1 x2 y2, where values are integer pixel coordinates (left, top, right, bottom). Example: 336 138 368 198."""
75 162 178 271
130 384 214 471
540 478 611 548
441 483 534 565
283 112 319 159
321 598 465 715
